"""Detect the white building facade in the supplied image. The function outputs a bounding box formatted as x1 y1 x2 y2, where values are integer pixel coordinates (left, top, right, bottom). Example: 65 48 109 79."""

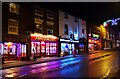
59 10 87 56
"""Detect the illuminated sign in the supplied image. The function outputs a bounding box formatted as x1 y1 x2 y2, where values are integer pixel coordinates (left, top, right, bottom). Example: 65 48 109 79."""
92 34 99 38
60 39 79 43
30 33 58 41
103 18 120 27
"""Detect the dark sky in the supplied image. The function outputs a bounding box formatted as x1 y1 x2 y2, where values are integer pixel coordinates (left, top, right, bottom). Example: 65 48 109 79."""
35 2 120 26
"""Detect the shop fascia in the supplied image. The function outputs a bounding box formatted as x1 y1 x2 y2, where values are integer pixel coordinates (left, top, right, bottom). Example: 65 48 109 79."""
30 33 58 41
60 38 79 43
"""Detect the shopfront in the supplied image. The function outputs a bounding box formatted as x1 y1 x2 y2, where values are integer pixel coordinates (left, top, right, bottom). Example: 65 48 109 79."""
116 40 120 48
30 33 58 57
1 34 28 61
88 34 101 52
79 38 87 53
60 38 79 56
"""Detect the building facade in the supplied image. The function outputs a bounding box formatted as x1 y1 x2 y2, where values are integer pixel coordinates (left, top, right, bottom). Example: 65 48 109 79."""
58 10 87 56
1 2 59 61
87 23 101 52
102 18 120 49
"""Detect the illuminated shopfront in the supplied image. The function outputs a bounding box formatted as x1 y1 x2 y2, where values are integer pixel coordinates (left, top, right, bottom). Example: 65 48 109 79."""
88 34 101 51
1 34 28 61
30 33 58 57
60 39 79 56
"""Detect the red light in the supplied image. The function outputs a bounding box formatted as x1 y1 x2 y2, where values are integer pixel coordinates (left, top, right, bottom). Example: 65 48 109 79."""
82 20 85 25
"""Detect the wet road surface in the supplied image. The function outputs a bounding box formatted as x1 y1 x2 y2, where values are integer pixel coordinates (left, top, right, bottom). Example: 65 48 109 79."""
1 49 120 79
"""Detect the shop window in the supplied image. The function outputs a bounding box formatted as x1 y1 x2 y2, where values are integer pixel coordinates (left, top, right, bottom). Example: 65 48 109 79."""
47 11 54 20
21 44 26 57
35 7 43 17
47 29 53 35
0 43 3 54
49 43 57 55
64 24 68 35
9 2 19 14
46 43 49 55
8 19 18 35
41 42 45 53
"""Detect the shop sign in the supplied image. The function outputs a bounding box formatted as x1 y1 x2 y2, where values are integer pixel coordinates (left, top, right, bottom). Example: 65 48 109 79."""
2 35 28 43
92 34 99 38
31 36 57 41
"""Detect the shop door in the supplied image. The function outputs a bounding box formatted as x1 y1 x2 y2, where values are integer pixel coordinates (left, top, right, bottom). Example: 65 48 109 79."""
3 43 17 61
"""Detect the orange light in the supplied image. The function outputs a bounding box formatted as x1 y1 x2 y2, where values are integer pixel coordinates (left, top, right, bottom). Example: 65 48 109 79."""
89 39 91 42
4 42 13 46
95 41 98 43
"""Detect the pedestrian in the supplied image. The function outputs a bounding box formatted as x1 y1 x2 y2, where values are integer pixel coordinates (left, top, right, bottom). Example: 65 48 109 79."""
33 48 36 60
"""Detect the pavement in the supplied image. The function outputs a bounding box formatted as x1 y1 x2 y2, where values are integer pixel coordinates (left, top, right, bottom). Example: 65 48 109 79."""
0 49 116 70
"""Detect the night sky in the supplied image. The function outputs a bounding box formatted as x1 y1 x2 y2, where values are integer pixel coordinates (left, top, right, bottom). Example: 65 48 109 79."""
35 2 120 26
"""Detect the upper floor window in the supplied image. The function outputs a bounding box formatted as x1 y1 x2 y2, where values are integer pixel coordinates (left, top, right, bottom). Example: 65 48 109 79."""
75 28 77 34
82 29 85 38
8 19 18 35
47 21 54 26
82 20 85 25
75 18 78 22
34 18 43 34
34 18 43 24
35 24 42 34
47 11 54 20
64 24 68 35
47 29 53 35
82 29 84 34
64 13 68 19
35 7 43 17
9 2 19 14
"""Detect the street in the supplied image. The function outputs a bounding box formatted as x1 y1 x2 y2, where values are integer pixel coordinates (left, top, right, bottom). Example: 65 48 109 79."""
1 49 120 79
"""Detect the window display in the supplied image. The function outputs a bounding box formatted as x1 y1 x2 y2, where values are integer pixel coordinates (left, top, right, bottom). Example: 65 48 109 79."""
61 43 69 55
79 43 84 52
21 44 26 57
41 41 45 53
0 43 3 54
2 42 25 60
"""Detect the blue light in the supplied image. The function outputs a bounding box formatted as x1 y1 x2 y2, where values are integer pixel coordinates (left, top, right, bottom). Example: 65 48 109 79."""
65 44 68 48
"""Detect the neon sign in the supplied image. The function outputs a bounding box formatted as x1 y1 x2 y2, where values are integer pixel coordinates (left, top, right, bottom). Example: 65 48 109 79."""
92 34 99 38
103 18 120 27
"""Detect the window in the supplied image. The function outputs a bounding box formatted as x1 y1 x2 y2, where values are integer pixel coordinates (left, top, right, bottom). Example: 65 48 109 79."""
64 24 68 35
34 18 43 24
82 29 84 34
47 21 54 26
82 29 85 38
47 11 54 20
47 29 53 35
35 24 42 33
75 28 77 34
64 13 68 19
82 20 85 25
8 19 18 35
35 7 43 17
75 18 78 22
9 2 19 14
